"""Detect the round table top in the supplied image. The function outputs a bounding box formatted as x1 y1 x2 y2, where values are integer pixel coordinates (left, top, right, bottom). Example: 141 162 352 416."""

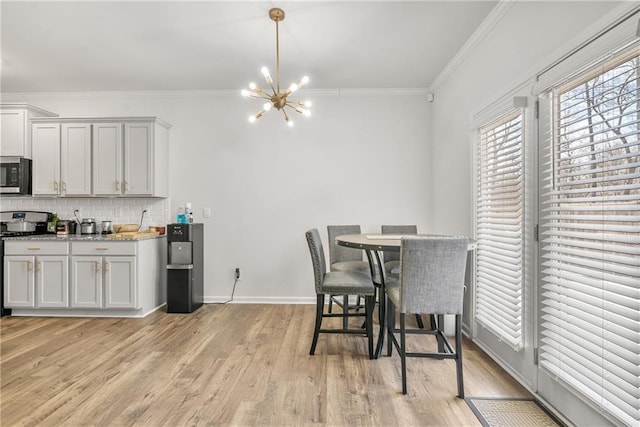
335 234 477 252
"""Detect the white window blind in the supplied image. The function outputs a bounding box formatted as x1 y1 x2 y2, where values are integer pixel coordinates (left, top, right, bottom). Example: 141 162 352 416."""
538 47 640 426
475 110 524 350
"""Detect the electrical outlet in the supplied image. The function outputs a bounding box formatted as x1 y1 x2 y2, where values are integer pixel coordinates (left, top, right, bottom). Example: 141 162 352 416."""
235 268 241 280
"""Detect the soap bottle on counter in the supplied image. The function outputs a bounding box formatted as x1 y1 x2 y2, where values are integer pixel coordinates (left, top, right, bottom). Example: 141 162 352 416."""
185 203 194 224
176 206 186 224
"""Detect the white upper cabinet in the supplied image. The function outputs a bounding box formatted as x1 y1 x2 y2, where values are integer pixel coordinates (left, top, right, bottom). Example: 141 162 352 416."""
61 123 92 195
124 122 154 196
0 104 57 158
31 117 170 198
32 122 92 196
92 123 123 196
32 123 61 196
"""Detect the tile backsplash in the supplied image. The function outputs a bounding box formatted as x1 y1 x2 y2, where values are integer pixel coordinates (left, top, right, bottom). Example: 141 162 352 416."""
0 197 170 231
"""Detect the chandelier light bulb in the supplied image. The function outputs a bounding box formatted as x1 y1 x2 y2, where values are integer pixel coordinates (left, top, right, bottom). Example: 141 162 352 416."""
242 8 311 127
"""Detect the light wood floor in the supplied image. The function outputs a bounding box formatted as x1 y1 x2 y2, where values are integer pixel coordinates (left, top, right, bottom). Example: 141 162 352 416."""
1 304 530 426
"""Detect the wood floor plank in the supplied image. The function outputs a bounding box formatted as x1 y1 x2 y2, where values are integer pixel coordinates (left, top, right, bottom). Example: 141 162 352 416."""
1 304 531 426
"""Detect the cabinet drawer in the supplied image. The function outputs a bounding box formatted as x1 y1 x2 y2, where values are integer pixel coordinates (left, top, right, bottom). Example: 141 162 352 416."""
4 240 69 255
72 241 136 256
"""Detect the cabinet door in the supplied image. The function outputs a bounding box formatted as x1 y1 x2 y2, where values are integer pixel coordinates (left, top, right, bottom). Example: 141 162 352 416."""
93 123 122 196
104 256 137 308
36 256 69 308
124 123 153 195
61 124 92 195
32 123 61 195
70 256 102 308
0 109 25 156
4 256 35 308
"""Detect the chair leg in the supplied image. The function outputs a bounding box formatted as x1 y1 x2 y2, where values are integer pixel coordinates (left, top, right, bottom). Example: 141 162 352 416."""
343 295 349 330
455 314 464 398
400 313 407 394
328 294 333 313
309 294 324 355
365 295 375 359
415 314 424 329
386 295 395 357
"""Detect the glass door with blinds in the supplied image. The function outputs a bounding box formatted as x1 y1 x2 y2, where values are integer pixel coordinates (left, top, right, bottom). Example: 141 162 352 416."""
473 92 537 388
537 45 639 426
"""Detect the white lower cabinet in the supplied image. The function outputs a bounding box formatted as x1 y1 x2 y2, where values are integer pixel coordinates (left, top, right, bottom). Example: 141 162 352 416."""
37 256 69 308
4 237 165 317
70 255 136 308
70 256 103 308
104 256 136 308
71 241 138 309
4 255 36 307
3 241 69 308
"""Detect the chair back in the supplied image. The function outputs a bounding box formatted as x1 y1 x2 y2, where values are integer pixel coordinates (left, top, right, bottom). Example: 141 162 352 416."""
327 225 363 265
398 236 468 315
305 229 327 293
381 225 418 263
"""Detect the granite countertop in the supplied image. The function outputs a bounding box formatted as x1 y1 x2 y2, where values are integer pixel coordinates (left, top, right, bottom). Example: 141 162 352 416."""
2 233 165 242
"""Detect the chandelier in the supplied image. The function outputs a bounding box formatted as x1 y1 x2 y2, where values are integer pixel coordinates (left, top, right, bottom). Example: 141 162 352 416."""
241 7 311 127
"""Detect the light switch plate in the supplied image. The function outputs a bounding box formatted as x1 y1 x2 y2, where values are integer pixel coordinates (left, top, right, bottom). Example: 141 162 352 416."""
203 207 212 218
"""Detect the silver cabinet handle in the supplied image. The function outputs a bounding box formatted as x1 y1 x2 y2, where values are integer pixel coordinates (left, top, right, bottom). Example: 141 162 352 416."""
95 261 101 272
115 180 120 191
26 260 32 272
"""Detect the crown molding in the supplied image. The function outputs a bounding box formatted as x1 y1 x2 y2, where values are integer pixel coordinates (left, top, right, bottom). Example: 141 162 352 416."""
429 0 517 92
1 87 429 102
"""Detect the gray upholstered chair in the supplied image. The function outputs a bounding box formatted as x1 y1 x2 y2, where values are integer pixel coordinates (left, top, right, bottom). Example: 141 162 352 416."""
327 225 371 323
305 229 376 358
381 225 425 328
328 225 370 274
385 236 468 396
381 224 417 276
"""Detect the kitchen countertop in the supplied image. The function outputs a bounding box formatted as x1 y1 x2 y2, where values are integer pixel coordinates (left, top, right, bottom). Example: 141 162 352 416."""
2 233 165 242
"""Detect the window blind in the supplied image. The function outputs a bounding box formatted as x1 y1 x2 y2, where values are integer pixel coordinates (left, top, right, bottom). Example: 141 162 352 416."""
538 47 640 426
475 110 524 350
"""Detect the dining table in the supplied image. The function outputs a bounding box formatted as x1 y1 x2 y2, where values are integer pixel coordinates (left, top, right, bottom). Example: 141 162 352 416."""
335 233 477 359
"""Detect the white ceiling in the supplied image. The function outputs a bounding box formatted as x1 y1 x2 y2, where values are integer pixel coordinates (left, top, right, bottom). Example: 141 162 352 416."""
1 1 498 93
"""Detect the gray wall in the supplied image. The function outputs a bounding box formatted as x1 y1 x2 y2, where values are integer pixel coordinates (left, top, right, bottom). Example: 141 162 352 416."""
2 90 432 302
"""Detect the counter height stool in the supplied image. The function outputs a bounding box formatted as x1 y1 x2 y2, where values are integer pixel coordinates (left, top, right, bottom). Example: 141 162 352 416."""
381 224 418 276
306 229 376 359
327 225 371 329
385 236 469 396
381 225 426 328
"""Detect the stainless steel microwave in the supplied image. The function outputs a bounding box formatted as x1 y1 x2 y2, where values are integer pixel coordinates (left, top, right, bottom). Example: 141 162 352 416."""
0 157 32 195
